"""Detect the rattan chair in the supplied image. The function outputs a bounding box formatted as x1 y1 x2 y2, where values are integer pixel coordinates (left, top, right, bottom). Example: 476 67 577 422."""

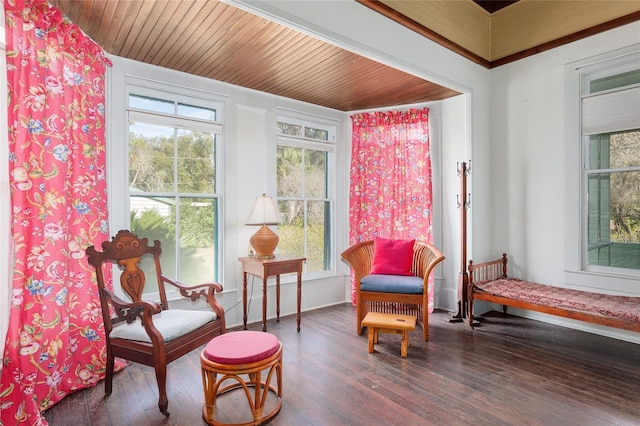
341 240 444 341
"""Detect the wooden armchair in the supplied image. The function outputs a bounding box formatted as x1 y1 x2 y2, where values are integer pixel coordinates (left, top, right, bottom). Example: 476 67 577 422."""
85 230 226 416
341 240 444 341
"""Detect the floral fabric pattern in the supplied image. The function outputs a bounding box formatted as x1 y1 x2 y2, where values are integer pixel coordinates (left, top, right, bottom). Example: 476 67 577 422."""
348 108 434 308
478 279 640 322
1 1 111 424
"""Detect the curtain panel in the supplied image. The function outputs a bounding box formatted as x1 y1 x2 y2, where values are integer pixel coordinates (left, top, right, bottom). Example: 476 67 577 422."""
348 107 434 307
1 1 111 424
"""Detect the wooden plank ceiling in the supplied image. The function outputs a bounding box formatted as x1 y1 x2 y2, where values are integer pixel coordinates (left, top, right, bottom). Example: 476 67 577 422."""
49 1 639 111
474 0 519 14
48 0 461 112
364 0 640 67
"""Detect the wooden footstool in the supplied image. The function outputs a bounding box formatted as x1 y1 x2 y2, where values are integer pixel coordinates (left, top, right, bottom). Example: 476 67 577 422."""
361 312 416 357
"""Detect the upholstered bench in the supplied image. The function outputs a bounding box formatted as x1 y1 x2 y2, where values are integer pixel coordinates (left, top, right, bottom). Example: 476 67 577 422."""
200 331 283 426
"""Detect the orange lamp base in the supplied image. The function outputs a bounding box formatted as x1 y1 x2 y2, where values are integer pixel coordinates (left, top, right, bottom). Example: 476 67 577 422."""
250 225 279 259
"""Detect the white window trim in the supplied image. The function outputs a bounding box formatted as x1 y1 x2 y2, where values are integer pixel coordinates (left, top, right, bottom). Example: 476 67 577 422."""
564 44 640 295
108 66 227 301
276 113 337 278
128 109 223 135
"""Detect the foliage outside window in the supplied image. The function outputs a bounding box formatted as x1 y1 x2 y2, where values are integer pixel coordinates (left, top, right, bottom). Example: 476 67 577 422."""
276 116 335 273
582 68 640 271
127 93 223 291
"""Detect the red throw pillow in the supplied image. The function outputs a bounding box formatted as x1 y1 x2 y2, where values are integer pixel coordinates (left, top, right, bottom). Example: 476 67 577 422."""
369 237 415 276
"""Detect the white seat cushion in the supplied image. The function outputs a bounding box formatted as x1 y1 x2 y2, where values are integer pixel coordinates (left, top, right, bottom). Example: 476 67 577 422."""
110 309 217 343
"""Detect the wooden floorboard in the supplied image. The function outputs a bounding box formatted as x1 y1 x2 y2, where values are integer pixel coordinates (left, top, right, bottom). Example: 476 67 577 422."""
43 304 640 425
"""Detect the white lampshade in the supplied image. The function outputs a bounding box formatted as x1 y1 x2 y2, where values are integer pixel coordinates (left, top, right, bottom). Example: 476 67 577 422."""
245 193 282 226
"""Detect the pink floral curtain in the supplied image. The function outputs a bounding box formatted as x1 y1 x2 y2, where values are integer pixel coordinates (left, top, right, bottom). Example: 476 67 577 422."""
1 1 111 424
349 107 433 307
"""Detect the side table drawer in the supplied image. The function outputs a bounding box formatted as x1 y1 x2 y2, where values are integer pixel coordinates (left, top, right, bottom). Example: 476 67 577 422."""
265 262 301 276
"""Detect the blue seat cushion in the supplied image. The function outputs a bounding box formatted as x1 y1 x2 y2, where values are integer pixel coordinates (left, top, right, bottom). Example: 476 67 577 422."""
360 274 423 294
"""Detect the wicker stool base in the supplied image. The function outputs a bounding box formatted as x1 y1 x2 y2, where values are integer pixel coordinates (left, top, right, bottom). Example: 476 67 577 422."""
200 333 283 426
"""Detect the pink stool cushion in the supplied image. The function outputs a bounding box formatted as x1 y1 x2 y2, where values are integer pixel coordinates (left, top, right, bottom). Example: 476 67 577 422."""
203 331 280 365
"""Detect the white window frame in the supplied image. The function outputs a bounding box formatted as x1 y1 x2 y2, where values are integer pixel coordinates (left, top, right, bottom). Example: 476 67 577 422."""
564 44 640 294
112 75 226 300
276 112 337 277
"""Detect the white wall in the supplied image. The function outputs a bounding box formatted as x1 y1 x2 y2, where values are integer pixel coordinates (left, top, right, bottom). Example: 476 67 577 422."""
490 22 640 343
107 56 350 329
3 1 638 345
440 94 470 309
246 0 640 342
228 0 488 317
1 0 473 342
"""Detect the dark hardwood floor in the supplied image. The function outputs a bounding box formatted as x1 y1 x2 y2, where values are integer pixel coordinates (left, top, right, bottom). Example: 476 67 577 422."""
44 303 640 425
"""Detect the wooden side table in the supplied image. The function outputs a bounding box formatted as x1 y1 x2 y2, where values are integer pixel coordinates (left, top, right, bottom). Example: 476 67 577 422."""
238 255 306 332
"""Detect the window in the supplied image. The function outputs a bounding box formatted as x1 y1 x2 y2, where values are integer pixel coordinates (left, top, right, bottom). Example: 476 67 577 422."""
127 90 223 291
276 115 336 273
581 60 640 272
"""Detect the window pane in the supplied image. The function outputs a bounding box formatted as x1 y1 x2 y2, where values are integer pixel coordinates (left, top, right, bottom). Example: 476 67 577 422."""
277 199 304 258
306 200 331 272
276 115 334 274
277 146 302 197
588 171 640 270
128 90 221 290
129 94 174 114
304 149 327 198
129 122 175 192
277 199 331 272
590 131 640 170
178 197 218 283
304 126 328 141
176 129 215 193
130 196 178 292
277 122 303 137
611 131 640 168
588 134 610 170
177 103 217 121
587 173 611 244
590 69 640 94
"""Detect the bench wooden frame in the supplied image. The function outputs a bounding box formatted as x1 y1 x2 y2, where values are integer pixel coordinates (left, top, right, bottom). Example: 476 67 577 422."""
467 253 640 333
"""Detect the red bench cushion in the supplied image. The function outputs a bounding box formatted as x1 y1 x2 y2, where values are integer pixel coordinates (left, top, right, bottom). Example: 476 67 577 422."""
478 278 640 323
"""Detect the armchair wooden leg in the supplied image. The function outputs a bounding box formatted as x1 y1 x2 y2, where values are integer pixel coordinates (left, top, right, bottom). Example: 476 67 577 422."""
357 303 366 335
105 350 114 396
155 363 169 416
422 311 429 341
